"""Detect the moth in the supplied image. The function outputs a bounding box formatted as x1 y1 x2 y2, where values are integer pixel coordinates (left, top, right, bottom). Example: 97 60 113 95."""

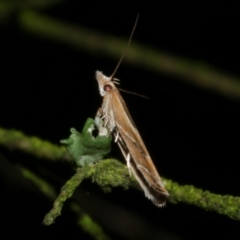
95 16 169 206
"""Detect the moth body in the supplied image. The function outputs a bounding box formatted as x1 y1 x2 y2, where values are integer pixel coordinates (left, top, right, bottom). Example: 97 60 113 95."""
96 70 169 206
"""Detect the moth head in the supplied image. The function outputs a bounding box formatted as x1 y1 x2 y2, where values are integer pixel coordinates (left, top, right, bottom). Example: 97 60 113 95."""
96 71 118 96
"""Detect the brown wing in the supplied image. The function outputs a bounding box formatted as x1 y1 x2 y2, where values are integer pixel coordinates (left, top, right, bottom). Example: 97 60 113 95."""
110 89 169 206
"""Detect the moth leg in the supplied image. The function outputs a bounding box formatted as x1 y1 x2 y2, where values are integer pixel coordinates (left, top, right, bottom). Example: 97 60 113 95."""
126 153 131 177
96 107 102 118
96 107 110 128
117 142 132 177
114 130 119 142
115 133 132 177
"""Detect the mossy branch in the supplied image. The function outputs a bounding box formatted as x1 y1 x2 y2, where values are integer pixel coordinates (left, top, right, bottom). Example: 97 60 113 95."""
0 127 67 161
43 160 130 225
165 180 240 220
0 0 63 13
1 126 240 221
43 167 88 225
14 10 240 101
70 202 111 240
0 0 63 23
19 166 110 240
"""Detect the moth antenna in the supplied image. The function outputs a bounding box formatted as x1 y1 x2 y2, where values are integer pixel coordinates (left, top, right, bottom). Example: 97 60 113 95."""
119 88 149 99
110 13 140 79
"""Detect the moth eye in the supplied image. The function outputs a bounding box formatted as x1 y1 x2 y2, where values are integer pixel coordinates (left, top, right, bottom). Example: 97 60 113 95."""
104 84 112 92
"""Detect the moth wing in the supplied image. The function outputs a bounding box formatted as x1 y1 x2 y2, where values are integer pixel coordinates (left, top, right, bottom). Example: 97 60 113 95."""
110 90 169 205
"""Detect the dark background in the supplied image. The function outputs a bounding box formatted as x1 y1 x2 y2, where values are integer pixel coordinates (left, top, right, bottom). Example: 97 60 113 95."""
0 1 240 239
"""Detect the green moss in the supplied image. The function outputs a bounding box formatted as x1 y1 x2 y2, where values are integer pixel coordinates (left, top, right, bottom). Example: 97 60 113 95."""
92 159 130 192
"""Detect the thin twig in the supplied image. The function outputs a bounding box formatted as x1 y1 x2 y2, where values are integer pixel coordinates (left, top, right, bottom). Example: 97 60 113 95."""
17 10 240 100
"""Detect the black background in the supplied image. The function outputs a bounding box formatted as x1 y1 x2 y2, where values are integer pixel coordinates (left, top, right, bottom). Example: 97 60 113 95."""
1 1 240 239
